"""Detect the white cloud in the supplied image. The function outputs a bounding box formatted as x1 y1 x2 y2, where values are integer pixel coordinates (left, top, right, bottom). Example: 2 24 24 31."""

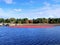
14 9 22 12
0 8 3 12
29 0 34 4
0 2 60 19
23 3 60 18
0 8 7 18
20 0 34 6
35 5 60 18
0 8 22 18
3 0 14 4
52 0 60 2
43 2 51 7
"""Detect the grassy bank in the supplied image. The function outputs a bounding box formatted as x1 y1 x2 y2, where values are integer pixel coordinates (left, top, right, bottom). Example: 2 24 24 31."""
9 23 60 26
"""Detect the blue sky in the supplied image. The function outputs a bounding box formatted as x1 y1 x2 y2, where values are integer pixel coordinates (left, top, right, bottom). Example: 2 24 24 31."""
0 0 60 19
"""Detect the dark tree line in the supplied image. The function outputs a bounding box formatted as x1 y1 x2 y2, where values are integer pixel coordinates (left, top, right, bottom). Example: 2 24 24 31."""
0 18 60 24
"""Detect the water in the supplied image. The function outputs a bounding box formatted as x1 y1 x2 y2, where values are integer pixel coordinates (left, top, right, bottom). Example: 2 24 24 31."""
0 26 60 45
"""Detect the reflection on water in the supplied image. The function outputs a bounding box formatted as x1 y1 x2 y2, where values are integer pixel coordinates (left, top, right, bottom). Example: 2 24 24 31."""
0 26 60 45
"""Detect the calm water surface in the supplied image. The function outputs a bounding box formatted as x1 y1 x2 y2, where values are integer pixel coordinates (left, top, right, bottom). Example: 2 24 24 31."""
0 26 60 45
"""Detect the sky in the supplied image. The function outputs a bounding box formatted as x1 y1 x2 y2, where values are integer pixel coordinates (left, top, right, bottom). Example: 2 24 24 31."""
0 0 60 19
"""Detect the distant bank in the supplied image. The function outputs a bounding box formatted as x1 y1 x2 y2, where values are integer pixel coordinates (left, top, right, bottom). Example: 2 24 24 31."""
0 23 60 26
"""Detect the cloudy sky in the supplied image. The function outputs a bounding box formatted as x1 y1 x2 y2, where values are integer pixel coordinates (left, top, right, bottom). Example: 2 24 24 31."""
0 0 60 19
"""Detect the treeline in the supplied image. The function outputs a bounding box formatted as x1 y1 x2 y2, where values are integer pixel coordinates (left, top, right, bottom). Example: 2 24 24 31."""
0 18 60 24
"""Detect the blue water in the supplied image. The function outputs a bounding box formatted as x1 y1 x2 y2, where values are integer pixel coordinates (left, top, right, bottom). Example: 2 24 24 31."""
0 26 60 45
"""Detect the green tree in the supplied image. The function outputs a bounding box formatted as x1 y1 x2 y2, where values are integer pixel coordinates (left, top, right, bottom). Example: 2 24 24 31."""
4 19 10 23
15 19 21 24
9 18 16 23
21 18 28 24
42 18 46 23
0 18 4 23
36 18 43 23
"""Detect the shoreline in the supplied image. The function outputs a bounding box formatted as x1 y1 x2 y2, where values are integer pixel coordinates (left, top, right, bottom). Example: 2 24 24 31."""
9 24 54 28
9 24 60 28
10 24 60 26
0 23 60 28
0 23 60 26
